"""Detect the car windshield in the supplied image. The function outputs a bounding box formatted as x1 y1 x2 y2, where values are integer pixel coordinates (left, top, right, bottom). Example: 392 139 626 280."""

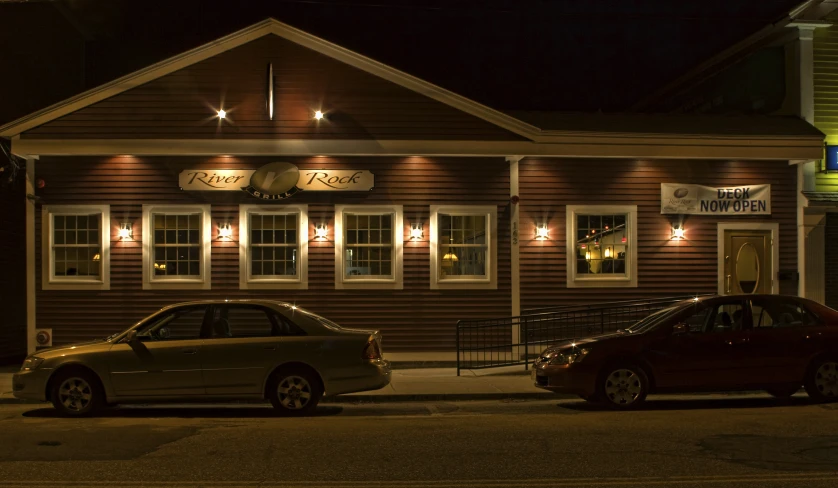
624 304 685 334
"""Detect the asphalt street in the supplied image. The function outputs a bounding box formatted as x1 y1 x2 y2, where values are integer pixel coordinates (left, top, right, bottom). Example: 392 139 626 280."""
0 394 837 487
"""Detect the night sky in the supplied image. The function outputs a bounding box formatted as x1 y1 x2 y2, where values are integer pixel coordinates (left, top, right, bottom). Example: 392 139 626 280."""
0 0 802 126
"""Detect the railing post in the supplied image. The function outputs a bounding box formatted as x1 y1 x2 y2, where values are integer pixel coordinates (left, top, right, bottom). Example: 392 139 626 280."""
456 321 460 376
523 317 529 371
600 309 604 334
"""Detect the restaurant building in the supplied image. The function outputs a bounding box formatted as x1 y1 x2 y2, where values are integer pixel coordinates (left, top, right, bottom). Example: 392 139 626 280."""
0 19 824 360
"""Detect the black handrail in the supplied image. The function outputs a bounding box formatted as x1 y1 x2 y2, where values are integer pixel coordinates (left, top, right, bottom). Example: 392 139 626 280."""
456 294 715 375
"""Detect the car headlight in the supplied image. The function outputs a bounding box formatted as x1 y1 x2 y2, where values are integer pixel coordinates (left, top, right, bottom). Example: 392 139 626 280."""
548 348 591 366
21 357 45 371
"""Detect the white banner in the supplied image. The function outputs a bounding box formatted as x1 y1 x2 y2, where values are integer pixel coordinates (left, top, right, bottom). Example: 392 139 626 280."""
661 183 771 215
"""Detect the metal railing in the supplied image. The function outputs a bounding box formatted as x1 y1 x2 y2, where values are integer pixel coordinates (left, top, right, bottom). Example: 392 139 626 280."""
456 294 713 375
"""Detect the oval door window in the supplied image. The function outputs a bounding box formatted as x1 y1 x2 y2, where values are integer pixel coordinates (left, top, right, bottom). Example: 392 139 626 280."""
735 242 760 294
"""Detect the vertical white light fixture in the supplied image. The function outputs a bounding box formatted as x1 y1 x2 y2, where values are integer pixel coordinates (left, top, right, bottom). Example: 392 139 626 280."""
266 63 274 121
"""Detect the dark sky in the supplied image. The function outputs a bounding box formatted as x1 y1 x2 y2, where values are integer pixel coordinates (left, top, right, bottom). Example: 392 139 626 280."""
0 0 802 126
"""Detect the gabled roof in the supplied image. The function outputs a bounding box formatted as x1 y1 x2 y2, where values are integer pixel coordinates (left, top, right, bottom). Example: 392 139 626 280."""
0 17 826 161
0 18 540 140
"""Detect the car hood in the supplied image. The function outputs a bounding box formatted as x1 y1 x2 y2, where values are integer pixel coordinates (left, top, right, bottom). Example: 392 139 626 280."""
33 340 108 359
542 331 625 354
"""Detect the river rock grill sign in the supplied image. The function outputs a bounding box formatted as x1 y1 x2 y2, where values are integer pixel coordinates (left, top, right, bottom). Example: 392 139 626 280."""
661 183 771 215
178 162 374 199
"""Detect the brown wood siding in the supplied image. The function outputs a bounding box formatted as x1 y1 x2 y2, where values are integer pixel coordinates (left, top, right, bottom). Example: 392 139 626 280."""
519 159 799 310
34 156 511 351
0 175 27 363
22 35 524 142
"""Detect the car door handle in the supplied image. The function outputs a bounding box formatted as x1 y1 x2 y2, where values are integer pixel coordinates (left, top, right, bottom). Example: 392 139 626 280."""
181 348 198 354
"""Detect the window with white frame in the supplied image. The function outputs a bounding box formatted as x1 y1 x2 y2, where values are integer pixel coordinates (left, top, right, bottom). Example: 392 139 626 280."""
566 205 637 288
430 205 497 289
335 205 403 289
239 205 308 289
142 204 211 290
42 205 110 290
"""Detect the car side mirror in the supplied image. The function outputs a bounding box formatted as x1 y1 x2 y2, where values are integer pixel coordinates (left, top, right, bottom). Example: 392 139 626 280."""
672 323 689 335
126 330 138 344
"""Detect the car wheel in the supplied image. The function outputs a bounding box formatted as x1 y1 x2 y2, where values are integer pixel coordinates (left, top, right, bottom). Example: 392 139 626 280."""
597 364 649 410
268 369 323 415
765 384 800 399
50 369 102 417
804 357 838 403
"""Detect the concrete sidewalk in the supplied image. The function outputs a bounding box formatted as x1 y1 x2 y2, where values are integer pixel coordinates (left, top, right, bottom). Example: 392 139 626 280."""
0 366 556 405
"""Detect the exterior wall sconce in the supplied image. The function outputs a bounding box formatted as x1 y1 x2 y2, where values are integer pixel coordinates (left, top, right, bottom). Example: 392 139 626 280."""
314 110 324 120
218 223 233 239
217 109 227 119
410 223 424 240
314 223 328 239
672 225 685 240
117 223 133 240
535 224 549 240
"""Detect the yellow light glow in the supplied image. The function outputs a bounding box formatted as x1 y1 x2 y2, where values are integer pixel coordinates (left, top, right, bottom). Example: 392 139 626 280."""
535 225 549 240
410 225 423 240
118 224 132 240
314 110 324 120
672 227 685 239
218 223 233 239
604 247 612 258
217 109 227 119
585 251 591 260
314 224 328 239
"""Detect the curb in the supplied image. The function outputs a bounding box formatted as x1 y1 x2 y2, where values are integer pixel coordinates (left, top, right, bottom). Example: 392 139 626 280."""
323 392 558 403
0 392 558 406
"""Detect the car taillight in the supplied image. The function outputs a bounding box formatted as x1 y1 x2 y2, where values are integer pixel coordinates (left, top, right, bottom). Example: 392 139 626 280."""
362 336 381 360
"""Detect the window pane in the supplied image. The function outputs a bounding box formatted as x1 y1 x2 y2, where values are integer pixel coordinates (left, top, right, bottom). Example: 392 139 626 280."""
221 306 275 338
575 213 628 278
138 306 206 341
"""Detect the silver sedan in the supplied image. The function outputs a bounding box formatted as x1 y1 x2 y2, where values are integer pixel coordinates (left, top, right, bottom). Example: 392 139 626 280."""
13 300 391 416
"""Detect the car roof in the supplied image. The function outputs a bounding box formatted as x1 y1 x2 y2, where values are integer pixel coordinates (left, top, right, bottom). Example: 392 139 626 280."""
156 299 294 312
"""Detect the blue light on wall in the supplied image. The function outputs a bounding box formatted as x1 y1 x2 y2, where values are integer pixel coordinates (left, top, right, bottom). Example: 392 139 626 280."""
827 145 838 171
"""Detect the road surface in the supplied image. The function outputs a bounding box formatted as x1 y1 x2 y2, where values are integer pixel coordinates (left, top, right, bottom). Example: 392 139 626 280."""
0 394 836 487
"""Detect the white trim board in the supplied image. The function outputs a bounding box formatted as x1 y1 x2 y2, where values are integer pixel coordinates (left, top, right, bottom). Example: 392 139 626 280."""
0 19 538 140
716 222 780 295
10 137 825 161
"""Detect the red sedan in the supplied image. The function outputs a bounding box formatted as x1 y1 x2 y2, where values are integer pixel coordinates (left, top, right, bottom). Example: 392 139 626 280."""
533 295 838 409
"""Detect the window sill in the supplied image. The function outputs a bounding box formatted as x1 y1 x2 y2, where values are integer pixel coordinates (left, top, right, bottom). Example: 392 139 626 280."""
241 278 307 290
336 279 403 290
43 279 109 291
567 277 637 288
143 278 210 290
432 278 496 290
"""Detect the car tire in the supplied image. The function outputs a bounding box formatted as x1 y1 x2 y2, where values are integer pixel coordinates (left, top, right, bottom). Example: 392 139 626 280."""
597 364 649 410
765 384 801 399
268 368 323 416
804 356 838 403
49 369 103 417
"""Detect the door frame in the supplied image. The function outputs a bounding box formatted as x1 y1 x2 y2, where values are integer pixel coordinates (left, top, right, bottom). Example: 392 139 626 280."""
717 222 779 295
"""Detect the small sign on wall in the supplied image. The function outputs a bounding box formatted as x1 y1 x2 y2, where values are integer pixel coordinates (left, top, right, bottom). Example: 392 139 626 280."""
179 162 374 200
826 145 838 171
35 329 52 348
661 183 771 215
